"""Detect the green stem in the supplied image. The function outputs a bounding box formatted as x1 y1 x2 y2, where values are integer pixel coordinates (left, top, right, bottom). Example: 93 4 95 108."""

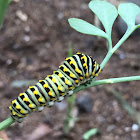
0 117 14 131
73 76 140 93
100 27 134 69
0 0 10 28
63 42 75 134
0 76 139 130
111 27 134 53
63 94 75 134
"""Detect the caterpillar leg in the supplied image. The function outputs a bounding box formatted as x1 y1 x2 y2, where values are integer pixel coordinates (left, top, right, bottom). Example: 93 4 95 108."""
67 90 73 96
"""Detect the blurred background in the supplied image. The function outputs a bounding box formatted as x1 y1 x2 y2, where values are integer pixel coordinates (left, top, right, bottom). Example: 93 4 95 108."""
0 0 140 139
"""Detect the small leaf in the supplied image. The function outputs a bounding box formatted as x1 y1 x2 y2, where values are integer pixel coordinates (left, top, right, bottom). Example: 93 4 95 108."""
89 0 118 37
68 18 108 39
83 128 99 140
118 3 140 27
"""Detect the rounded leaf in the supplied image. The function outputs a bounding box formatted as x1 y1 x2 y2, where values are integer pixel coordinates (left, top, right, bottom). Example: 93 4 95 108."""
89 0 118 37
118 3 140 27
68 18 108 39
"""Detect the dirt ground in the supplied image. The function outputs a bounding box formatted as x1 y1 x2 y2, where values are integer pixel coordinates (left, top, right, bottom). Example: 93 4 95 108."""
0 0 140 140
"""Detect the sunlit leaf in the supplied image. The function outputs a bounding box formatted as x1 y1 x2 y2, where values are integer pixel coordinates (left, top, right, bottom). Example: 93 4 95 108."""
89 0 118 37
68 18 108 39
118 3 140 28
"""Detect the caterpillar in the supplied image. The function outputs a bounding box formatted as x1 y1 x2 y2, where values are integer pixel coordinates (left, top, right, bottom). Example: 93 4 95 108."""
9 52 101 122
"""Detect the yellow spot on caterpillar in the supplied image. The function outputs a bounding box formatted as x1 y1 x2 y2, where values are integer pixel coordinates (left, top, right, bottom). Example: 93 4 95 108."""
75 80 79 83
29 86 33 89
80 77 83 80
63 67 67 72
20 110 26 114
69 86 73 90
19 93 24 96
60 92 65 96
13 112 16 115
70 73 75 78
95 73 99 76
91 72 95 76
52 78 56 83
17 114 23 117
32 109 36 111
39 80 43 82
58 85 62 90
12 100 16 104
43 84 48 88
23 97 29 102
85 73 89 77
76 52 81 54
83 63 87 68
75 68 81 73
65 57 69 61
29 104 35 108
47 75 51 77
40 103 45 106
38 97 44 102
58 73 63 77
65 79 69 85
16 105 20 109
70 60 75 65
33 90 38 95
48 91 53 96
51 97 56 101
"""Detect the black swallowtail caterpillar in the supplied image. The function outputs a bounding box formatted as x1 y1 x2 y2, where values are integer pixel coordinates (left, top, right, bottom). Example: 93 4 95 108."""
9 52 101 122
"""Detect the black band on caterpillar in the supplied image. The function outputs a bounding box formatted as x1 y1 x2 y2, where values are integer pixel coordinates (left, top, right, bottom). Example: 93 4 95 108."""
9 52 101 122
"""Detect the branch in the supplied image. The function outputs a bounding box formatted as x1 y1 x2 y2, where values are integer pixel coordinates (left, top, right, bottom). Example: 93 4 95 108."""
73 75 140 93
0 117 14 131
0 76 140 131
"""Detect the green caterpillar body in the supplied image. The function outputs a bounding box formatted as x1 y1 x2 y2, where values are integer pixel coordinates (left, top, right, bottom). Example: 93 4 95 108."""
9 52 101 122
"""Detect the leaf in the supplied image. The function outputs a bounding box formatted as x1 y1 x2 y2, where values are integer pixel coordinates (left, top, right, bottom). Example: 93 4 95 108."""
83 128 99 140
68 18 108 39
118 3 140 28
89 0 118 37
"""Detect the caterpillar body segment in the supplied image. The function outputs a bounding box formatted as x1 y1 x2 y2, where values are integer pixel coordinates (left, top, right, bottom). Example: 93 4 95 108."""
9 53 101 122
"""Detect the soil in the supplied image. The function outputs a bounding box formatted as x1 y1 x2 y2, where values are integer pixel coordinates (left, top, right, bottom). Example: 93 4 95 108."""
0 0 140 140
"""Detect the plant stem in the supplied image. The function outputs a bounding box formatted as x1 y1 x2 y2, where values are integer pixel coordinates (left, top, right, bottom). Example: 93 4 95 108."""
0 0 10 28
63 95 75 134
73 76 140 93
0 117 14 131
112 27 133 53
100 26 135 69
0 76 139 130
63 42 75 134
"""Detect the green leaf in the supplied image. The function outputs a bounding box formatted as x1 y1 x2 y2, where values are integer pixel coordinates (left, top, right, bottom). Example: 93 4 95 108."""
68 18 108 39
83 128 99 140
118 3 140 28
89 0 118 37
